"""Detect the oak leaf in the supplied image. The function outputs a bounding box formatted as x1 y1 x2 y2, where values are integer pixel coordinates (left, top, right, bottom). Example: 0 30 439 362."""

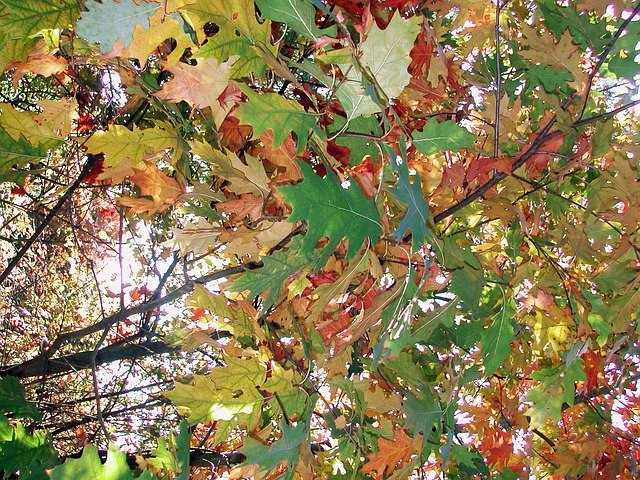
360 428 417 479
278 162 381 269
118 9 193 67
252 130 302 182
118 161 184 214
154 57 238 125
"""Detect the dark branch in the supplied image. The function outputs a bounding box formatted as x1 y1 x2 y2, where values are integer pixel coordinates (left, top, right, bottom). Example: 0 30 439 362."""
0 340 177 379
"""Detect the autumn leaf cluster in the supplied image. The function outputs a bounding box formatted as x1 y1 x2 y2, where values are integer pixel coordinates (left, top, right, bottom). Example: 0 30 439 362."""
0 0 639 479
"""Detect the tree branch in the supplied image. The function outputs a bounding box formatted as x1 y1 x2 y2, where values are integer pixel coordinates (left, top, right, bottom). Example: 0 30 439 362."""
0 340 177 378
433 118 560 224
0 153 99 285
0 261 261 378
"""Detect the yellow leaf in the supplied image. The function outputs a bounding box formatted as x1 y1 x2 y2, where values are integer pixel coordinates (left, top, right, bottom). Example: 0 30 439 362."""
122 9 193 67
190 140 271 196
166 219 223 256
0 103 61 148
85 125 147 169
35 99 79 138
86 125 179 173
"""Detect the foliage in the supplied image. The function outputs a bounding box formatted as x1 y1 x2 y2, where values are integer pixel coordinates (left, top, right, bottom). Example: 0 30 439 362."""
0 0 639 479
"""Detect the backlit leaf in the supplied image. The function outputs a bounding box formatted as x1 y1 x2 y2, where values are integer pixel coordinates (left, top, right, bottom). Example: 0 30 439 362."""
76 0 159 53
412 118 475 156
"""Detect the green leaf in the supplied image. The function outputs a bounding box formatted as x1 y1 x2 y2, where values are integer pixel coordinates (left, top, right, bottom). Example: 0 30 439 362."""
236 86 318 152
0 377 41 420
412 299 458 344
190 0 275 78
480 299 516 375
50 443 154 480
76 0 159 53
388 149 433 252
255 0 336 42
0 422 54 475
524 63 573 94
241 420 306 474
0 128 48 177
232 236 321 309
278 162 381 269
449 266 485 309
538 0 610 53
451 445 490 477
433 235 482 271
402 390 441 437
593 258 637 293
412 118 475 156
525 360 585 429
0 0 79 39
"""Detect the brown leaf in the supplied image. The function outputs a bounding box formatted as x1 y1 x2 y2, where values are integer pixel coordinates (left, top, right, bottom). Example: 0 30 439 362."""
216 194 264 222
252 130 302 182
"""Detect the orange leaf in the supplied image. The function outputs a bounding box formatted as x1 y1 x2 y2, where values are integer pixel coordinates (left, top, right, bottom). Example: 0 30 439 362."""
252 130 302 182
360 428 417 479
119 161 183 214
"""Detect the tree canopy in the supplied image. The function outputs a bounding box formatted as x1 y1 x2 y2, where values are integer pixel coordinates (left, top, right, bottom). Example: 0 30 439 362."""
0 0 639 478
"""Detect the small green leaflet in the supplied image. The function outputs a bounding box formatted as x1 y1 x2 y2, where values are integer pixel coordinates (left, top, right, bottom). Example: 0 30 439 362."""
240 420 306 477
146 420 190 480
480 298 516 375
255 0 336 42
232 236 321 310
412 118 475 156
49 443 154 480
76 0 159 53
0 376 41 420
236 86 318 152
388 143 433 252
278 162 381 269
